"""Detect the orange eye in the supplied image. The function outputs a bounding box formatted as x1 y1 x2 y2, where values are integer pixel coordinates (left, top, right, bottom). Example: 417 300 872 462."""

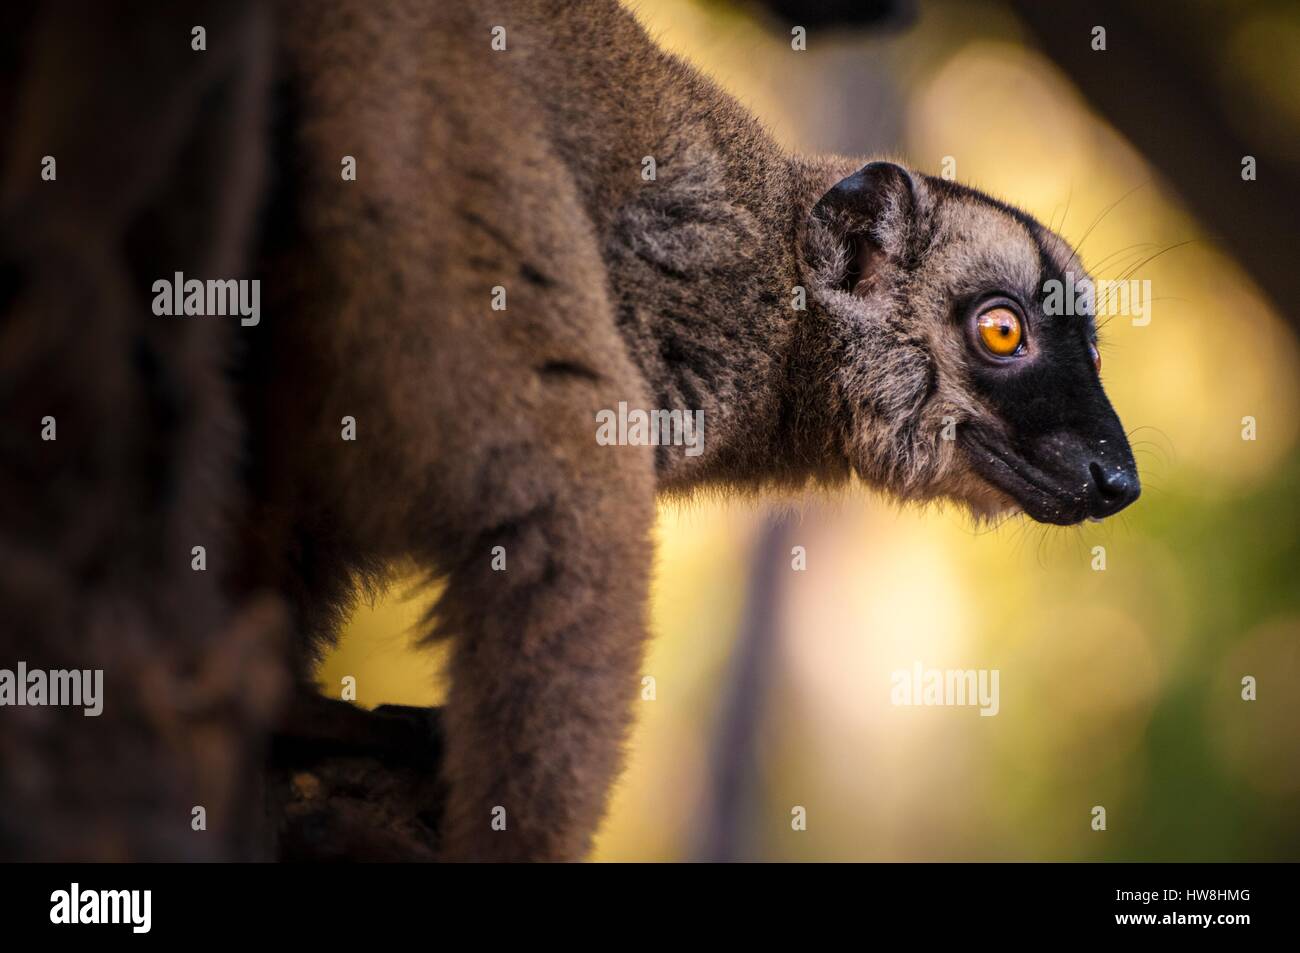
976 306 1023 357
1090 342 1101 371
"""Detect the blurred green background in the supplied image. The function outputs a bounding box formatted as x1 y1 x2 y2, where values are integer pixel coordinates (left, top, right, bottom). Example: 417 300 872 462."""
318 0 1300 860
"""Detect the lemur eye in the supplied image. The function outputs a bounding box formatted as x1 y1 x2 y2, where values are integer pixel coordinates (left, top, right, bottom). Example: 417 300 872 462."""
1090 342 1101 371
976 306 1023 357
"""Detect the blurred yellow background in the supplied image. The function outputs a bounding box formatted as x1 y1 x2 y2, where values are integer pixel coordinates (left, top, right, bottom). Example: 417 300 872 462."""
319 0 1300 860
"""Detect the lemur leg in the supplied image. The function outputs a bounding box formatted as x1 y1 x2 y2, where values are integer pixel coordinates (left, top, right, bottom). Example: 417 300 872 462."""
432 424 656 861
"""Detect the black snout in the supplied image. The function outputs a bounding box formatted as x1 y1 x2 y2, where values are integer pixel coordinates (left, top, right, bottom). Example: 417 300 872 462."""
1087 461 1140 518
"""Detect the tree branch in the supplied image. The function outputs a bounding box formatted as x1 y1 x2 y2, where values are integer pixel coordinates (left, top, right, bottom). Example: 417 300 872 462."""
269 694 445 861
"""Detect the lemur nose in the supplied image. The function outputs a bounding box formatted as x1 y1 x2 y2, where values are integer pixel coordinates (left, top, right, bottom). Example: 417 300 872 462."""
1087 461 1140 517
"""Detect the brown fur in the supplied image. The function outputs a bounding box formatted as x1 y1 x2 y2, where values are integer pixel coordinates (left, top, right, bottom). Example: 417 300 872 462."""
1 0 1127 860
246 0 1107 860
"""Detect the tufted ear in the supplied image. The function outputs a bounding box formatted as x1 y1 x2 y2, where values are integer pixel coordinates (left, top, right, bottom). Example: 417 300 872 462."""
811 161 915 295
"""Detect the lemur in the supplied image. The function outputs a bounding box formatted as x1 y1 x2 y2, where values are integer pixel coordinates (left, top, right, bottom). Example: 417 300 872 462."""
0 0 1138 860
249 0 1138 861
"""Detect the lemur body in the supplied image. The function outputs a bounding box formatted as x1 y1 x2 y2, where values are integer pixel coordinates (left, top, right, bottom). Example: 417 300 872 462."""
0 0 1137 860
244 0 1140 860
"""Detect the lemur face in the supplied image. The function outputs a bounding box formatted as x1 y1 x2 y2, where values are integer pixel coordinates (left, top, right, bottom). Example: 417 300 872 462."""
806 162 1140 525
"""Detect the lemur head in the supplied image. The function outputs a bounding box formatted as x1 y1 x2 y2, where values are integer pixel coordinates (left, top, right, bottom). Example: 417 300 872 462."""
803 161 1139 525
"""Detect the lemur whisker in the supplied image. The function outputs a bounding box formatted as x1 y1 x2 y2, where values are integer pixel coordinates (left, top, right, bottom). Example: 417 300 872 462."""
1046 185 1074 261
1087 242 1160 276
1065 182 1149 276
1114 240 1196 284
1127 426 1178 465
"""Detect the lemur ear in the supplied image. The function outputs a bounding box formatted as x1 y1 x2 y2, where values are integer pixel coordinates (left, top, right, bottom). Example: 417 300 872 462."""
812 161 915 295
